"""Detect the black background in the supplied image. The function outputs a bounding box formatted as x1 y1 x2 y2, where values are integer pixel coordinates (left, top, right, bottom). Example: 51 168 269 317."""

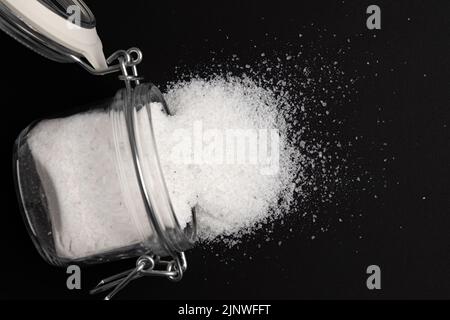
0 0 449 300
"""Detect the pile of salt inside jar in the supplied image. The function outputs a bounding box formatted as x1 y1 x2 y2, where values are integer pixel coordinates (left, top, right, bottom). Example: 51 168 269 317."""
28 76 299 259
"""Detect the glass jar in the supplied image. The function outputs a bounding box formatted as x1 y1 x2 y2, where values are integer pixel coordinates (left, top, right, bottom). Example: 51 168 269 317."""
13 82 196 267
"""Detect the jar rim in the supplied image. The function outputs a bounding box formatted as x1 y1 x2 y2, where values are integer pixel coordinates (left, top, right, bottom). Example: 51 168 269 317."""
115 83 197 257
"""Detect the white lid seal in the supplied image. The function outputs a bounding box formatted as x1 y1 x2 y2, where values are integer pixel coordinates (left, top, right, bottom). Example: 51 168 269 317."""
0 0 107 70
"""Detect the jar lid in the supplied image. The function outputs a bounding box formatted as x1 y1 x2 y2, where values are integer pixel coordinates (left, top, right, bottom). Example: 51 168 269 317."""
0 0 107 70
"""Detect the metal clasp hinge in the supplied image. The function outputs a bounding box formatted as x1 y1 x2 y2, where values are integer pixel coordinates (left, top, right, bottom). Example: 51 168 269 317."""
90 252 187 300
71 47 144 90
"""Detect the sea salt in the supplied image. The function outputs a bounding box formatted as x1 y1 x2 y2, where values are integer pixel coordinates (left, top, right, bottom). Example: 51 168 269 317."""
152 77 298 242
28 111 155 259
27 76 300 258
28 44 357 258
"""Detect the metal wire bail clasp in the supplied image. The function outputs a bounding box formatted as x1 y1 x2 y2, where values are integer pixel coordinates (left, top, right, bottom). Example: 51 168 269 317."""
106 48 144 91
90 252 188 300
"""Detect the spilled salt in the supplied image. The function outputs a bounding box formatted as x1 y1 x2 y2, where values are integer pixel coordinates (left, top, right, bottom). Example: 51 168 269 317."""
152 77 299 242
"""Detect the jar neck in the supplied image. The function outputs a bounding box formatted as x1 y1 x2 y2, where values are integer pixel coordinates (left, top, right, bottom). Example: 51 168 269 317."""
110 83 196 258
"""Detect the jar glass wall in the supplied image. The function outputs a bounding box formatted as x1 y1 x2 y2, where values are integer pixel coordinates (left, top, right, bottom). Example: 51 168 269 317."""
13 83 196 266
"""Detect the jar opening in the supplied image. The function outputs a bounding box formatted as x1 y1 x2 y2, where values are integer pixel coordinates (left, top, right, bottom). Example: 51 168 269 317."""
114 83 197 257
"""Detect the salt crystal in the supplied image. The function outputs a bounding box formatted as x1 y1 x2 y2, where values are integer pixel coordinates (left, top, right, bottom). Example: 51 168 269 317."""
153 77 299 242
